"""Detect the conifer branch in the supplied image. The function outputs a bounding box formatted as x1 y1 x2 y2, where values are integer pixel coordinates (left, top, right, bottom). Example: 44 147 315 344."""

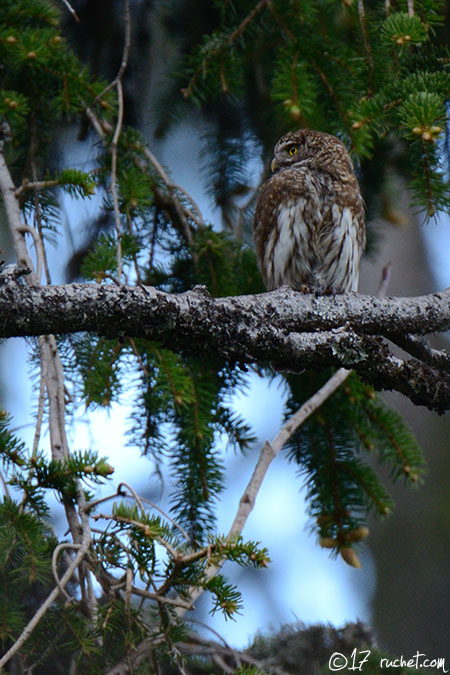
15 178 60 197
2 0 448 668
0 526 91 670
181 0 270 99
0 282 449 411
130 585 194 610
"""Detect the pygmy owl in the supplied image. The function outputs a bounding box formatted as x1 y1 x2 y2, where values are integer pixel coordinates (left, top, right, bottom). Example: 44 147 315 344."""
253 129 365 294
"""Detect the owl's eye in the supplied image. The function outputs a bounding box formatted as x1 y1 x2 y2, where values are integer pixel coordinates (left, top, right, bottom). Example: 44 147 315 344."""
288 146 298 156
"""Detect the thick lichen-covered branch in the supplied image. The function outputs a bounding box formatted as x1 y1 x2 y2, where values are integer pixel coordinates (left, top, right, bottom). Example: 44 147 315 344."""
0 281 449 412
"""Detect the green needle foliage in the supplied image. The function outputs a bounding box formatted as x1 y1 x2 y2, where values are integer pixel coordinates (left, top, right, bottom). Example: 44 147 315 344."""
179 0 450 219
285 372 424 563
0 0 445 670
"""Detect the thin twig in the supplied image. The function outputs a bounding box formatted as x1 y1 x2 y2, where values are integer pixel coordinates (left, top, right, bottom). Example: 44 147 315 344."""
110 99 126 280
59 0 80 22
83 486 127 512
31 160 53 285
378 262 391 298
142 146 203 233
95 0 132 103
20 345 47 510
17 223 44 282
357 0 374 93
85 107 111 138
386 333 450 370
51 542 82 601
117 481 145 514
110 80 124 282
102 0 132 281
125 567 133 634
0 469 11 499
231 368 352 538
130 493 192 544
126 214 143 284
128 338 149 377
131 585 194 610
15 178 60 198
31 350 46 457
77 487 99 622
266 0 296 41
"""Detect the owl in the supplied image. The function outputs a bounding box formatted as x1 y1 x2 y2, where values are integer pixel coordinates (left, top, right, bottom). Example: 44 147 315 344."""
253 129 365 294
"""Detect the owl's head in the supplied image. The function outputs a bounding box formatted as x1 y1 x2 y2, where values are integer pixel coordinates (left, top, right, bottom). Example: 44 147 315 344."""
271 129 354 176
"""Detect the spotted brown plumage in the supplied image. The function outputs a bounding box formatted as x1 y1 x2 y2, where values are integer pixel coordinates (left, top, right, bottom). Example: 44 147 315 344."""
253 129 366 293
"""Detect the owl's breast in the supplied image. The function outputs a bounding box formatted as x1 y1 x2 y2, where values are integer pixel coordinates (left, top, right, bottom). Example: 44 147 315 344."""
258 175 323 291
253 132 365 293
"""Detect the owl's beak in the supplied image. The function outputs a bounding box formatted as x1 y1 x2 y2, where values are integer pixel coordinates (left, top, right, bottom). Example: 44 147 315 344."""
271 158 277 172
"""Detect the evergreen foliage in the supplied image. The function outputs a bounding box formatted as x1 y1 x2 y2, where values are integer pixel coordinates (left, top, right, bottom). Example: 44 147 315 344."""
179 0 450 220
0 0 447 671
286 372 424 561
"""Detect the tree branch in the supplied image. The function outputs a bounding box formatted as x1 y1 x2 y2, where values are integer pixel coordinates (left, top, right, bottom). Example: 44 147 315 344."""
0 282 449 411
1 283 449 337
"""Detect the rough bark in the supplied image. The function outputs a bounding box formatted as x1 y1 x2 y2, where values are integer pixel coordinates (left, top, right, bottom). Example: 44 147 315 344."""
1 279 449 412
